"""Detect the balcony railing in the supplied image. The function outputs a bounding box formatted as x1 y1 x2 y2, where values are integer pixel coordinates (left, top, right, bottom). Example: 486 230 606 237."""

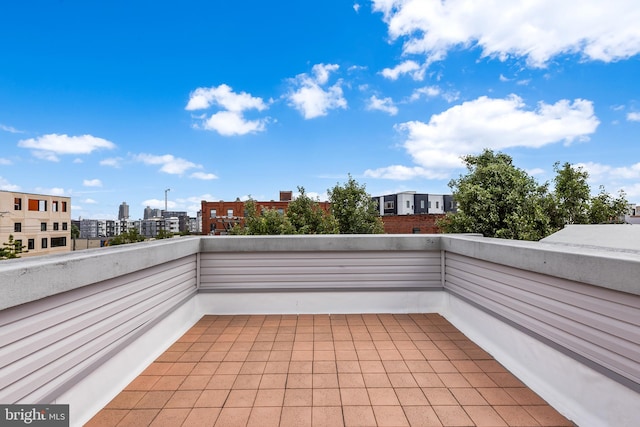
1 234 638 426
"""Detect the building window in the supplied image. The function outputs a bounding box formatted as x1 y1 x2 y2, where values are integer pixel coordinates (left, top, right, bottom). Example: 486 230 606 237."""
14 222 21 232
52 201 58 212
436 201 440 209
428 201 432 209
41 222 47 231
62 222 68 230
210 209 217 218
227 209 233 217
384 201 394 209
53 222 59 231
14 198 22 210
420 200 425 209
277 209 284 216
51 237 67 247
61 201 67 212
41 238 48 249
28 199 47 211
28 239 35 250
406 200 410 208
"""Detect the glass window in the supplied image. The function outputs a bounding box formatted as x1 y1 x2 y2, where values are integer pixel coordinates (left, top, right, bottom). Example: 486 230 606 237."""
39 200 47 211
53 222 59 231
420 200 425 209
436 201 440 209
227 209 233 217
384 201 394 209
51 237 66 247
41 238 48 249
52 201 58 212
14 222 21 232
62 222 68 230
28 239 35 250
406 200 410 208
14 198 22 210
61 201 67 212
41 222 47 231
210 209 217 218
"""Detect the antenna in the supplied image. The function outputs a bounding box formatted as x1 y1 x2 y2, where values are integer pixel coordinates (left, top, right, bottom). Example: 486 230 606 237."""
164 188 171 213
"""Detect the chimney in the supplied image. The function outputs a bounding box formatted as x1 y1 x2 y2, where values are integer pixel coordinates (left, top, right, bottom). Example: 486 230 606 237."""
280 191 293 202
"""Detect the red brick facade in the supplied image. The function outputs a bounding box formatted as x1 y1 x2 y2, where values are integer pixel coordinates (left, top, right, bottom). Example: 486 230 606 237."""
201 199 331 235
381 214 445 234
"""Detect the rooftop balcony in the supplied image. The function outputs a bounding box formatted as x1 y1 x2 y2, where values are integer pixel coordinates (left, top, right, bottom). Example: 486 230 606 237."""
1 235 638 426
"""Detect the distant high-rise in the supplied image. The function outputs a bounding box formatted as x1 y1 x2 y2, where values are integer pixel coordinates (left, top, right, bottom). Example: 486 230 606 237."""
144 206 153 220
118 202 129 220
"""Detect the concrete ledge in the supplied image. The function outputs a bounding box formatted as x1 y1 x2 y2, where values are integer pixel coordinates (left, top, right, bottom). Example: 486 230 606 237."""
0 237 201 310
442 235 640 296
199 234 442 253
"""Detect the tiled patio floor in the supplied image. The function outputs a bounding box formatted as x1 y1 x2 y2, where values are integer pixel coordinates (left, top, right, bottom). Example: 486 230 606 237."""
86 314 574 426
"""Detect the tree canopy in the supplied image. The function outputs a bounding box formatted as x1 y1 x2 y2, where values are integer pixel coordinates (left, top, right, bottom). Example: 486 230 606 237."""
108 228 146 245
328 175 384 234
0 235 26 260
439 149 629 240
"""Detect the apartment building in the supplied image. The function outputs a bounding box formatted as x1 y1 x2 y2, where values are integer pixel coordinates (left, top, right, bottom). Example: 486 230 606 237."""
375 191 456 216
201 191 331 235
0 190 71 257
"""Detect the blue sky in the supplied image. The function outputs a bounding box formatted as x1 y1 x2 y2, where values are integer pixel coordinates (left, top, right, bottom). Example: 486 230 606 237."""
1 0 639 220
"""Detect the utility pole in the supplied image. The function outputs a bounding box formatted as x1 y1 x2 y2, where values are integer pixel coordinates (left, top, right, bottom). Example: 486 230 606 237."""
164 188 170 213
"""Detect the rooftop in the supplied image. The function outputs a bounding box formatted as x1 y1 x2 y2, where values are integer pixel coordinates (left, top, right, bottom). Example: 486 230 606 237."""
86 314 572 427
1 234 638 426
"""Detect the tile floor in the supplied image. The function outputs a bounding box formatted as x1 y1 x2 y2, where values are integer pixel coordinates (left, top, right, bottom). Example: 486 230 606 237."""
86 314 574 426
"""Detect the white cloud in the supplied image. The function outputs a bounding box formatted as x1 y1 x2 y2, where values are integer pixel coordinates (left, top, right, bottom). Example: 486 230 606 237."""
186 84 269 136
35 187 66 196
143 198 177 210
381 60 425 81
372 0 640 67
374 95 599 180
627 112 640 122
190 172 218 180
18 134 116 162
288 64 347 119
83 179 103 187
0 124 23 133
134 153 200 175
366 96 398 115
186 84 267 112
84 198 98 204
353 3 360 13
73 158 83 164
365 165 449 180
0 176 20 191
202 111 267 136
100 157 123 168
409 86 459 103
527 168 546 176
0 158 11 165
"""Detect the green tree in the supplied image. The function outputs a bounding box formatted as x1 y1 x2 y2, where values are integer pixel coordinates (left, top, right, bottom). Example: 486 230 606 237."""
156 229 174 239
286 186 339 234
71 223 80 251
230 199 296 235
552 162 590 227
327 175 384 234
438 149 552 240
0 234 27 259
588 187 628 224
109 228 146 245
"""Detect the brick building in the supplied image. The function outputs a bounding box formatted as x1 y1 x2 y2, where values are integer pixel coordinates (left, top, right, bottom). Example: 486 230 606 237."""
201 191 331 235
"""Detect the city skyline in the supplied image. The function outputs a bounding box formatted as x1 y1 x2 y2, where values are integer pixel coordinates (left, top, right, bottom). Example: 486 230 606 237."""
1 1 639 219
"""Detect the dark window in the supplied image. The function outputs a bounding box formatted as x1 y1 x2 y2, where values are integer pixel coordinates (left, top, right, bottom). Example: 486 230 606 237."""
41 222 47 231
62 222 68 230
14 222 21 232
384 201 394 209
52 201 58 212
14 198 22 210
53 222 59 231
15 240 23 250
41 238 48 249
28 239 35 250
61 201 67 212
51 237 66 247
